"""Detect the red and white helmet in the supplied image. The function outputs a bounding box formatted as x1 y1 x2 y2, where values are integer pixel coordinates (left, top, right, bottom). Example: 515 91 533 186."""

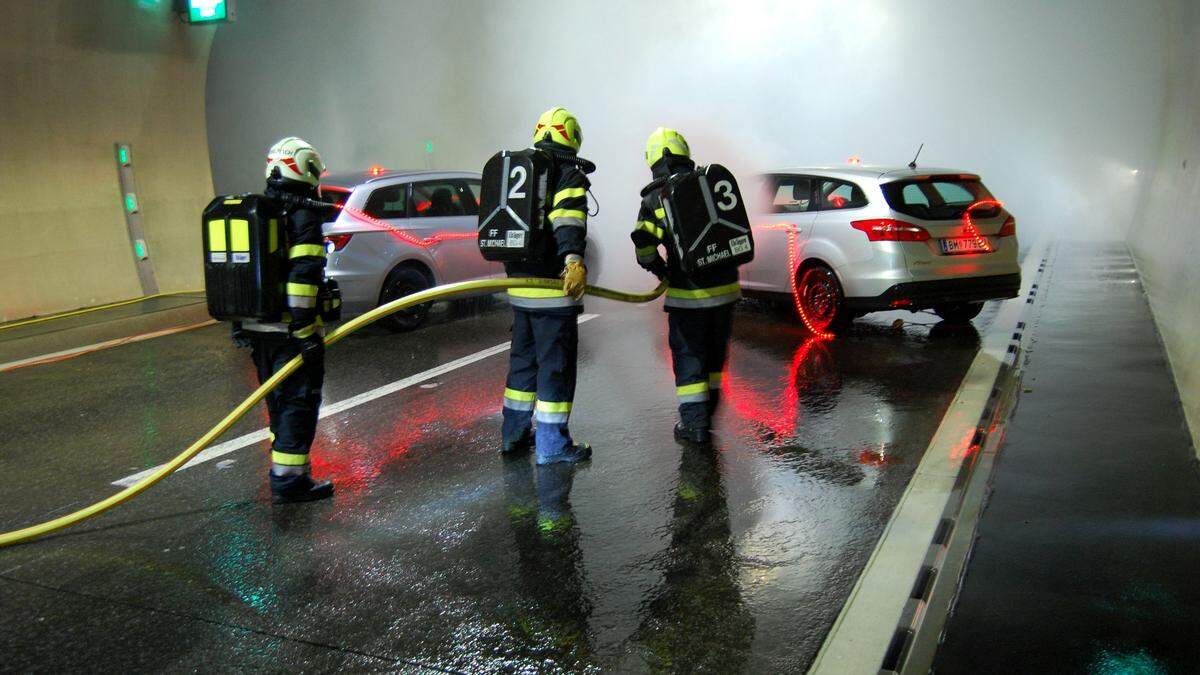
265 136 325 187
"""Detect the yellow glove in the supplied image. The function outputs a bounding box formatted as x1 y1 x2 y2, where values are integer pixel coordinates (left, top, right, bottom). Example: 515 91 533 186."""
562 259 587 300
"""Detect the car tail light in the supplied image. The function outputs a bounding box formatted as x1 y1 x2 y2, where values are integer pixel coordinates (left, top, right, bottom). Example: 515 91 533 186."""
850 219 930 242
998 215 1016 237
325 234 353 252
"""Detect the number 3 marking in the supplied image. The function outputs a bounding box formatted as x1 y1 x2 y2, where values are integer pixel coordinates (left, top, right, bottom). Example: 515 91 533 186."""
714 180 737 211
508 165 527 200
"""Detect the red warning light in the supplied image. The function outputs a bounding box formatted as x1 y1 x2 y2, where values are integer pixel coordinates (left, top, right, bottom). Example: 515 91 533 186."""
367 164 387 177
847 155 862 165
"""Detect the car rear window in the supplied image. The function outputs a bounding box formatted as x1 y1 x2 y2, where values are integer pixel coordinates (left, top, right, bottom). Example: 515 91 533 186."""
881 177 998 220
318 186 351 223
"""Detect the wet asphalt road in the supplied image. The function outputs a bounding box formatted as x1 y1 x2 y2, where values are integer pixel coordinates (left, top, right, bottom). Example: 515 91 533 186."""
935 242 1200 673
0 294 993 672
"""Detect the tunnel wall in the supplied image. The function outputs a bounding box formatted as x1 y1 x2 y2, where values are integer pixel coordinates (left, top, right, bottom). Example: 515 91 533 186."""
207 0 1172 288
0 1 214 322
1130 0 1200 455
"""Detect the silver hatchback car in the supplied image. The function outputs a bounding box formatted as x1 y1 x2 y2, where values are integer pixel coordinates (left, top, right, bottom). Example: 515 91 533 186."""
741 166 1020 331
320 169 503 331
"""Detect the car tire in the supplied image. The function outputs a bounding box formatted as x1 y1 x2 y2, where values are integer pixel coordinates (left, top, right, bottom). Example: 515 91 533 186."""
795 264 851 334
933 301 984 323
379 266 433 332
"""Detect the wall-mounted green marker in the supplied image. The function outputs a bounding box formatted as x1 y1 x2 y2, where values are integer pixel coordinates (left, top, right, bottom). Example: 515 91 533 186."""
116 144 131 166
133 239 149 260
185 0 230 23
124 193 139 214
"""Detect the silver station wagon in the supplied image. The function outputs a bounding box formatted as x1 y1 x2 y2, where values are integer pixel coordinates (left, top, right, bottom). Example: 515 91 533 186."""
742 166 1021 331
320 169 502 331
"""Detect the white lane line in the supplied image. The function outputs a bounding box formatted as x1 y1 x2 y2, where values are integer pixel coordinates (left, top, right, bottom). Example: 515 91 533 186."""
809 243 1047 675
113 313 600 487
0 321 217 374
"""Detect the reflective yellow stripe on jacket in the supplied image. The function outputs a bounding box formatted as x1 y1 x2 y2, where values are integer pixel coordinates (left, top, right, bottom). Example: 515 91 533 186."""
507 283 581 310
664 282 742 309
288 244 327 259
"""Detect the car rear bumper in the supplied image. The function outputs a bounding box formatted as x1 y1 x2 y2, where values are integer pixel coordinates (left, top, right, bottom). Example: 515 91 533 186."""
844 273 1021 312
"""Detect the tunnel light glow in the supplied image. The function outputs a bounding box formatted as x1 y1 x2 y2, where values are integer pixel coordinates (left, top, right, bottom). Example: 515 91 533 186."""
847 155 862 165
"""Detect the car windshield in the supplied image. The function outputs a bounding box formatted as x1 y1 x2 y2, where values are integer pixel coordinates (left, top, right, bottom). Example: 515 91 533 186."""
881 177 999 220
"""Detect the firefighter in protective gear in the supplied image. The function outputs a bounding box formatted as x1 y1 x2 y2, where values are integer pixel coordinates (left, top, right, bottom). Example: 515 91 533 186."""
631 128 741 446
501 107 596 464
235 136 334 502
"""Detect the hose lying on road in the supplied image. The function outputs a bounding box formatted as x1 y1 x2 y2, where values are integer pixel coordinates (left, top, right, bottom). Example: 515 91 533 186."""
0 278 666 548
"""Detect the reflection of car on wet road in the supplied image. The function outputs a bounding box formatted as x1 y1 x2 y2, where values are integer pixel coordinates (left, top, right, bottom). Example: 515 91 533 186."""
320 169 502 331
741 167 1020 331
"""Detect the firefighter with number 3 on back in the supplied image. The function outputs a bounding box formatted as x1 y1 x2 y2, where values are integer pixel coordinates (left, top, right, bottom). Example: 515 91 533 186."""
478 108 597 464
631 128 754 446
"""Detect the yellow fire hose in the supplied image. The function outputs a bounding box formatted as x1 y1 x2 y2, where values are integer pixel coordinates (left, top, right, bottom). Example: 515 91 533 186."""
0 277 666 548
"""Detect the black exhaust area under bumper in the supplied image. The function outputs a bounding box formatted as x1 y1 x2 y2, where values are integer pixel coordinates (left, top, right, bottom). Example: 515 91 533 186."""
845 273 1022 312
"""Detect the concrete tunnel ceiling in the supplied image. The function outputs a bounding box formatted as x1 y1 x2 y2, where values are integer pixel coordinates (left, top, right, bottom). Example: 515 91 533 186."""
207 0 1172 286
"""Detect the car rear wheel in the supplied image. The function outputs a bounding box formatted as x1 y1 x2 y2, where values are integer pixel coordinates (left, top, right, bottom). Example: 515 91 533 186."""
933 301 984 323
379 267 433 332
795 265 850 334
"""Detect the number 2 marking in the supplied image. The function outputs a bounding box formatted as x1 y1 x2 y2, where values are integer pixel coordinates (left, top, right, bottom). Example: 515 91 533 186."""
508 165 527 200
714 180 737 211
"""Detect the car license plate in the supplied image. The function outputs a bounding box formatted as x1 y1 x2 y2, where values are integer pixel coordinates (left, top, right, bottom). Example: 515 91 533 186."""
940 237 989 255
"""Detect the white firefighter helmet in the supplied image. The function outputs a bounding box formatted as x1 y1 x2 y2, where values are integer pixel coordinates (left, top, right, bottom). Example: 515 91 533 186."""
264 137 325 187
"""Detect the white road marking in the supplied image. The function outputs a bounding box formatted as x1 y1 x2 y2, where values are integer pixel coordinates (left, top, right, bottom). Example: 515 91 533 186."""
0 321 217 374
113 313 600 487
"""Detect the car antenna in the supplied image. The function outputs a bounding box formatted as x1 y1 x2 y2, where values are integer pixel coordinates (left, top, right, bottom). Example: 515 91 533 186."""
908 143 924 169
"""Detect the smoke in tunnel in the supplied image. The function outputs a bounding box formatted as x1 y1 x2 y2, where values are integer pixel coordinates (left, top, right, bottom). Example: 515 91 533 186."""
207 0 1173 284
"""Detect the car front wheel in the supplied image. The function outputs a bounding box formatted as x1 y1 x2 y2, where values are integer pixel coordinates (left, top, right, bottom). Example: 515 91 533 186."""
379 267 433 332
795 265 850 334
933 301 984 323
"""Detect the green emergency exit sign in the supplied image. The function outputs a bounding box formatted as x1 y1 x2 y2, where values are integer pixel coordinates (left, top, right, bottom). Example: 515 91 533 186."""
185 0 229 23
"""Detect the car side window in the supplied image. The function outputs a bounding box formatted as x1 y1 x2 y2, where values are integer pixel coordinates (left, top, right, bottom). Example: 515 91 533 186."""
817 179 868 210
770 176 813 213
410 180 477 218
363 184 408 219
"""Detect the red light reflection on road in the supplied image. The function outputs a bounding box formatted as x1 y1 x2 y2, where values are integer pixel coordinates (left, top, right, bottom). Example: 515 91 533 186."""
310 368 503 493
857 445 900 466
722 337 829 437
